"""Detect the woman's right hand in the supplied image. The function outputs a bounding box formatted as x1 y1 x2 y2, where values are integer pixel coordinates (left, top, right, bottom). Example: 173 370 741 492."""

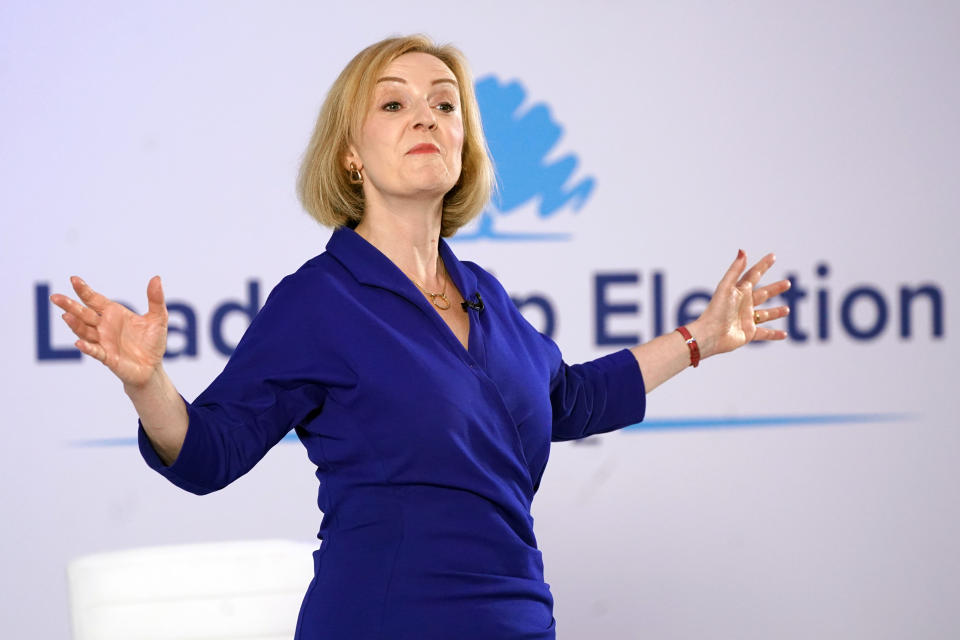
50 276 168 389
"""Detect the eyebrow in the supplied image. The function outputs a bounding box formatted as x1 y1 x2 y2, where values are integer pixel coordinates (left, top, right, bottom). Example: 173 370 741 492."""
375 76 459 88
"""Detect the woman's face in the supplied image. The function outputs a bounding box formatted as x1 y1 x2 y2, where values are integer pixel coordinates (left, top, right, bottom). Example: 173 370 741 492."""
346 52 464 205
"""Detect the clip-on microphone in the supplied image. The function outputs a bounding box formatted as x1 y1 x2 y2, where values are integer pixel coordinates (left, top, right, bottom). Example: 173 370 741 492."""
461 292 484 313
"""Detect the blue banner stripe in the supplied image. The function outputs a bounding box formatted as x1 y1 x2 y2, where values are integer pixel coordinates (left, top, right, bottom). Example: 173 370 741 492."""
69 413 911 448
624 412 910 431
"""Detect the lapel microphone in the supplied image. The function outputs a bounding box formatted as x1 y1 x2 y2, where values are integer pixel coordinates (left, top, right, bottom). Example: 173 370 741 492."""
461 292 484 313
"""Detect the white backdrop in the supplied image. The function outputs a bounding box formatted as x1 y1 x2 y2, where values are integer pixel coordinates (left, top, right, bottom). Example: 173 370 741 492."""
2 2 958 638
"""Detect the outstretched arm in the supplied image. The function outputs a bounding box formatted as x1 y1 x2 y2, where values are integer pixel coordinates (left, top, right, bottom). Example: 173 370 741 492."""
50 276 187 465
630 250 790 392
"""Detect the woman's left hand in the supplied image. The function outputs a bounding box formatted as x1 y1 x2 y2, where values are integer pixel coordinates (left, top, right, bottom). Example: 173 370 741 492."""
688 250 791 359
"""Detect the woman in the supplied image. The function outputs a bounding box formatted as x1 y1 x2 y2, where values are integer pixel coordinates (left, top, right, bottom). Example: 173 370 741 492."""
50 35 790 639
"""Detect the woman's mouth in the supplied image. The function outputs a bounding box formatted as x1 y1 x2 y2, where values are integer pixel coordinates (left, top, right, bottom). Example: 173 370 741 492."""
407 143 440 155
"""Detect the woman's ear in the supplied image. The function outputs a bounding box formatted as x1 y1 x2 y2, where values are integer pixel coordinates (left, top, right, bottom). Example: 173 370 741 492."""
343 145 362 172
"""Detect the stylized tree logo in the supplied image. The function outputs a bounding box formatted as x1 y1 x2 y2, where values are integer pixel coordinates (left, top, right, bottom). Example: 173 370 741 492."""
456 76 595 241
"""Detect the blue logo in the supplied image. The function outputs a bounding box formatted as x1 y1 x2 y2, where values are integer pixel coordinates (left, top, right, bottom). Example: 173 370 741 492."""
456 76 595 241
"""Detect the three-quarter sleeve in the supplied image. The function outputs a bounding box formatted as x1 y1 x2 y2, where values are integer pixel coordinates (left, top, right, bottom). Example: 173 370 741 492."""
549 348 646 442
138 272 335 495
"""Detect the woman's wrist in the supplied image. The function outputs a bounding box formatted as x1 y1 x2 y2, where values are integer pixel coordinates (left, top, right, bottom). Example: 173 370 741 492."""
684 319 717 361
123 365 170 402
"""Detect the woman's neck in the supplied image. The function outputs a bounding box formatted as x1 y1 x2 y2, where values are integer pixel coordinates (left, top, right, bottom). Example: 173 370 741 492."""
354 196 445 287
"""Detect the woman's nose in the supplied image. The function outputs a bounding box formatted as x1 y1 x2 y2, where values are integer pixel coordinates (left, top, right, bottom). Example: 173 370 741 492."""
412 101 437 130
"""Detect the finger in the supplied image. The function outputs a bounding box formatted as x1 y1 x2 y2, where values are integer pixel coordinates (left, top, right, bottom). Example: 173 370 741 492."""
50 292 101 326
753 278 791 306
70 276 112 314
146 275 166 318
753 305 790 325
62 312 100 343
752 326 788 341
738 253 776 289
75 338 108 363
717 249 748 292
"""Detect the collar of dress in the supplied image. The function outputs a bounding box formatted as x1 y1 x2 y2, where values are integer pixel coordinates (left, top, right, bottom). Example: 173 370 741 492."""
324 226 480 303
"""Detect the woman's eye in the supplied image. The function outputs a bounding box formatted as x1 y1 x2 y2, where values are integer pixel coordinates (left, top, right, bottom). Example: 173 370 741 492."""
436 102 456 113
382 101 402 112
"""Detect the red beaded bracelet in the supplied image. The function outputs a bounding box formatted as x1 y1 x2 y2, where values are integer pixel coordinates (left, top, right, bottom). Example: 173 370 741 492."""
675 326 701 368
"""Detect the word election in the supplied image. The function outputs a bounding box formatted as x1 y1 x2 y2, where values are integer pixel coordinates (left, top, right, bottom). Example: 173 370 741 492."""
592 263 944 346
35 262 945 361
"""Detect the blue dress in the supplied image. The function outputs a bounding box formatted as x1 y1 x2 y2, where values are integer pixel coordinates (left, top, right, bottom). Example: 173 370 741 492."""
139 227 646 639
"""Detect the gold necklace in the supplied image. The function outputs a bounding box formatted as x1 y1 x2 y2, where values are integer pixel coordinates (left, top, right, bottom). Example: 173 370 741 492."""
406 257 451 310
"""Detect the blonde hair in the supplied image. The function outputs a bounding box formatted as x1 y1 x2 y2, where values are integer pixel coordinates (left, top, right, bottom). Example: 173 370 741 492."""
297 35 494 237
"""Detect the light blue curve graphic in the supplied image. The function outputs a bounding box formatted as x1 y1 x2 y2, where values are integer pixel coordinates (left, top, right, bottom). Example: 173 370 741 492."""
455 76 595 242
625 413 913 432
69 413 913 448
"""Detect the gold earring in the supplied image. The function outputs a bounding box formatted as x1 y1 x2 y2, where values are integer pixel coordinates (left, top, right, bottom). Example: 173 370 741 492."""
348 163 363 185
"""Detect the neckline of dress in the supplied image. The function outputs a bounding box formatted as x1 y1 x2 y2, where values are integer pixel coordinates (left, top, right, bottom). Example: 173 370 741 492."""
326 226 480 361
